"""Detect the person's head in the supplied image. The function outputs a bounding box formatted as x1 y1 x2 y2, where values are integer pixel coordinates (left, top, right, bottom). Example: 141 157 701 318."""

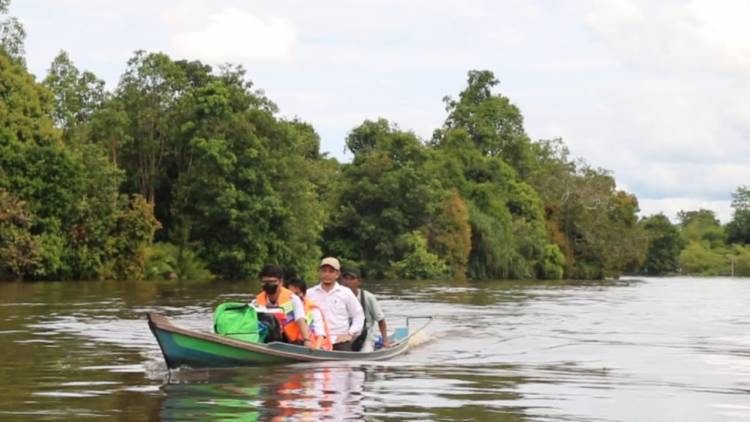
259 264 284 296
282 268 299 289
286 277 307 299
341 267 362 292
318 257 341 285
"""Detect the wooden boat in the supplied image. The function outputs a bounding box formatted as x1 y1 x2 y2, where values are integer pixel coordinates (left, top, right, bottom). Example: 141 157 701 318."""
147 313 431 369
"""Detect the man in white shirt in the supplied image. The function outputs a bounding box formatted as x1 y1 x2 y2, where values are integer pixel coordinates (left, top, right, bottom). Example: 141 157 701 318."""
306 257 364 351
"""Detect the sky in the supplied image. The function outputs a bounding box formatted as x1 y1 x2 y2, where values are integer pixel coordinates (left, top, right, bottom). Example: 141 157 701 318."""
9 0 750 223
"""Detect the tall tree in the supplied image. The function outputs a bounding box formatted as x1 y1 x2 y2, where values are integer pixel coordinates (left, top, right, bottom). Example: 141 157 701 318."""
0 0 24 64
678 209 725 248
640 213 684 274
95 53 328 279
44 51 106 135
437 70 534 176
430 72 564 279
324 119 442 276
726 186 750 245
527 138 647 278
115 51 187 204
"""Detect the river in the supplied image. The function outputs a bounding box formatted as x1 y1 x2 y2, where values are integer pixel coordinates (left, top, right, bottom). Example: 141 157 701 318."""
0 277 748 421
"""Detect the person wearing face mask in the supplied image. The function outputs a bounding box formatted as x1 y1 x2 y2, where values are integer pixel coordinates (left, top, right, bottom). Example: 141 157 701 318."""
254 264 313 347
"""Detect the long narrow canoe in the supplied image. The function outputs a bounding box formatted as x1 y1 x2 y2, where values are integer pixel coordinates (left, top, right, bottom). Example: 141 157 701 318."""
147 313 430 369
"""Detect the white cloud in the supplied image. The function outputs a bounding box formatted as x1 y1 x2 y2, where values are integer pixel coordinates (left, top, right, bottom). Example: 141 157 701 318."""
167 7 296 65
544 0 750 206
582 0 750 74
639 197 733 224
623 162 750 200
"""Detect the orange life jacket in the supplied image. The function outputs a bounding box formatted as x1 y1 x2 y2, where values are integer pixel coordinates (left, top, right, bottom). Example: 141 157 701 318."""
256 287 303 343
304 299 332 351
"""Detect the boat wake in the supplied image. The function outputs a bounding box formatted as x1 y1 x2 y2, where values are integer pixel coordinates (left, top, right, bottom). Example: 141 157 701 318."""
407 330 431 348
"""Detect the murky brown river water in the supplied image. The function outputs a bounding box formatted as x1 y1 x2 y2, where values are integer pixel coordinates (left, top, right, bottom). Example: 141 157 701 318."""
0 277 749 421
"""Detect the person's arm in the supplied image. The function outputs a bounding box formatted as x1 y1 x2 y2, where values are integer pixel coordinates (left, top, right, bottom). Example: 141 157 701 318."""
369 294 390 347
346 290 365 337
378 319 390 347
311 308 326 349
296 318 312 346
291 295 313 347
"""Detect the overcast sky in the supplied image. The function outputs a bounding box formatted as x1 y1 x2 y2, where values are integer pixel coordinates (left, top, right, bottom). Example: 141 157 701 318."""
11 0 750 223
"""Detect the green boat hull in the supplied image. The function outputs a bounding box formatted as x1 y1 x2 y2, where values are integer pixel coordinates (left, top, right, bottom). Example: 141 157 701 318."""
152 324 295 367
147 313 427 369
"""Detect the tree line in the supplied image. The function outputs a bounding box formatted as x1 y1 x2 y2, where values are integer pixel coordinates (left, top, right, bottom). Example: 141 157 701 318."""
1 4 748 281
640 190 750 277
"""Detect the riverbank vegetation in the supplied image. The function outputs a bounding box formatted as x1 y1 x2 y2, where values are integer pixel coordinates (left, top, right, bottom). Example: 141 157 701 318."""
640 190 750 277
1 3 748 281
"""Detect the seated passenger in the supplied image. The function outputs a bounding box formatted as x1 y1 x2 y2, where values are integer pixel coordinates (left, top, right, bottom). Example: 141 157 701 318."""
254 264 313 347
307 257 364 351
287 277 332 350
341 267 391 351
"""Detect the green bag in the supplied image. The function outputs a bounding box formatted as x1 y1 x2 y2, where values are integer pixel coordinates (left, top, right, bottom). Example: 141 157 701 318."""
213 302 264 343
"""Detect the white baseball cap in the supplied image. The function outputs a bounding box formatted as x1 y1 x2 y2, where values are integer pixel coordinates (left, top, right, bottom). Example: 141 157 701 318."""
319 257 341 271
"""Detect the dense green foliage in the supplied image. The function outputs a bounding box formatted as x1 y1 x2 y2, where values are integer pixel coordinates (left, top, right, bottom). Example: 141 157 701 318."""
0 49 159 280
144 242 213 281
1 3 742 281
726 186 750 245
637 201 750 277
323 119 441 277
44 51 106 138
527 138 647 279
430 72 557 279
640 214 684 274
92 52 329 280
425 188 471 278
